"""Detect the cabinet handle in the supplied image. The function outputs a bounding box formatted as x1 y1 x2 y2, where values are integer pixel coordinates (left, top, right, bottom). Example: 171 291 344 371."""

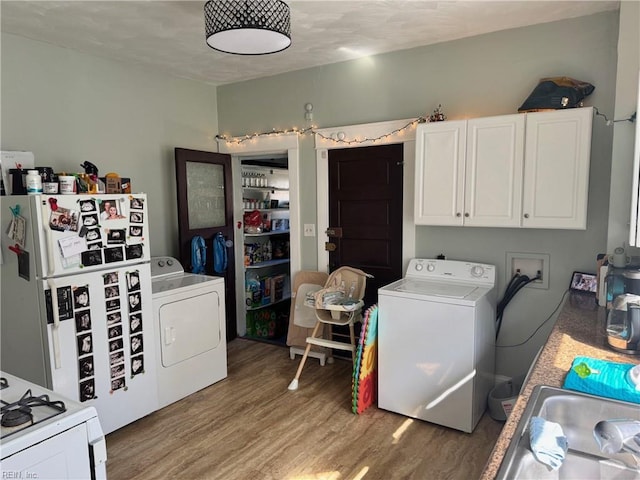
464 213 469 218
456 213 461 217
524 213 529 218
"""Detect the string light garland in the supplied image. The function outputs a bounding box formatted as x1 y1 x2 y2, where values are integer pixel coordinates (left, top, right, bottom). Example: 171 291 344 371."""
216 105 454 145
216 116 428 146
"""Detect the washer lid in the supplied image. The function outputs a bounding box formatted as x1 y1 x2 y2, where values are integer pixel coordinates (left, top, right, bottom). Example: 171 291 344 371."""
391 278 478 299
152 273 223 295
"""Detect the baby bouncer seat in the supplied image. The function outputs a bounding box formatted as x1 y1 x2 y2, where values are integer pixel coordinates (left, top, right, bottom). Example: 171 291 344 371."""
287 266 369 391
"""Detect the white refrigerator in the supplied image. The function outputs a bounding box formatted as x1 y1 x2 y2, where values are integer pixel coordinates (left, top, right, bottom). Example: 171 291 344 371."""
1 193 158 434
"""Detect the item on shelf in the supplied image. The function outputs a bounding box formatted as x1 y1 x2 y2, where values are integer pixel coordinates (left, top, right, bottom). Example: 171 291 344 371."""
272 274 286 302
272 239 289 259
262 211 271 232
244 209 263 233
261 277 272 305
244 241 273 266
246 309 278 338
245 271 262 308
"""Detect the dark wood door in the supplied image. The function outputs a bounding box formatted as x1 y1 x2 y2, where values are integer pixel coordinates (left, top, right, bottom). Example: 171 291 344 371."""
328 143 404 307
175 148 236 340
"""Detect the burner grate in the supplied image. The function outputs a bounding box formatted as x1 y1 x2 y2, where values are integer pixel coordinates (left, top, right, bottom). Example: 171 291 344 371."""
1 389 67 438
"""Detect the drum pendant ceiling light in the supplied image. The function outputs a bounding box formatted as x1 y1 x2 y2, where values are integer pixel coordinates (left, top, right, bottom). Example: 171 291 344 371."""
204 0 291 55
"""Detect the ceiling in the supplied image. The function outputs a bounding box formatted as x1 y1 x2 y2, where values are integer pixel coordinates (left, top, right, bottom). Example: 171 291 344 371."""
1 1 620 86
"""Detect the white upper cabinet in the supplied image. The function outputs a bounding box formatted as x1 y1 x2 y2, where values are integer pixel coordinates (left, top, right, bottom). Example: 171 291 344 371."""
414 107 592 229
522 107 592 229
415 114 525 227
414 119 466 226
464 115 525 227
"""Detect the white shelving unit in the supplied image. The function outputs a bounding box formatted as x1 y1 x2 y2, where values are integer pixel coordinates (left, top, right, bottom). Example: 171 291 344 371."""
241 163 291 342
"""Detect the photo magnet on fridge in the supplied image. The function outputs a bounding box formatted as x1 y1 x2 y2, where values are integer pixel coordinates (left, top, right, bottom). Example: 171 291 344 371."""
50 207 79 232
82 249 103 267
131 354 144 376
126 244 143 259
79 200 96 213
129 226 143 238
45 286 74 323
109 338 123 353
107 229 126 244
104 246 124 263
79 378 95 402
105 299 121 312
108 325 122 339
75 310 91 332
130 333 143 355
77 333 93 356
126 270 140 291
73 286 90 309
110 351 124 367
103 271 119 285
111 377 126 392
79 356 94 380
128 292 142 312
130 197 144 210
105 285 120 299
110 363 125 379
106 311 122 325
129 313 142 334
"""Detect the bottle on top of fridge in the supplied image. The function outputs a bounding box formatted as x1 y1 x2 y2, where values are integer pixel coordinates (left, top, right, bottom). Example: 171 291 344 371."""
26 170 43 195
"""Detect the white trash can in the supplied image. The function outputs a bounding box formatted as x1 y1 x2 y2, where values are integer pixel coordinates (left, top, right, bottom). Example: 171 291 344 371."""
488 374 525 421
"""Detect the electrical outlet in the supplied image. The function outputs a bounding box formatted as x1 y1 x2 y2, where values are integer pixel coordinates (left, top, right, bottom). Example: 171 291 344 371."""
505 252 550 289
303 224 315 237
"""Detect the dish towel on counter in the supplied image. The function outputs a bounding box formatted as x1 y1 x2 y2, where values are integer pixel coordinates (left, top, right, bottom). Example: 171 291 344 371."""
529 416 569 470
563 356 640 404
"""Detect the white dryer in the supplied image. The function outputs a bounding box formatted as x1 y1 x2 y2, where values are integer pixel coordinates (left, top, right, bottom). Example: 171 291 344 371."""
378 259 496 433
151 256 227 409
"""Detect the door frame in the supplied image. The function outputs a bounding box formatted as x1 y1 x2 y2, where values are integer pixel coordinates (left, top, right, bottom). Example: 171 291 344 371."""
218 133 301 336
314 119 417 274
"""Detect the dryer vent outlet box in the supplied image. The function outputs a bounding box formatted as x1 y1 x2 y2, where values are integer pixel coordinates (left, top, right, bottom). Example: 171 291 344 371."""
506 253 549 290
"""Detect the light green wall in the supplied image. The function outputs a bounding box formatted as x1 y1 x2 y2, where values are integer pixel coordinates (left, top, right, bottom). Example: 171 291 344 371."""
218 12 620 377
1 32 219 256
608 1 640 252
0 11 627 378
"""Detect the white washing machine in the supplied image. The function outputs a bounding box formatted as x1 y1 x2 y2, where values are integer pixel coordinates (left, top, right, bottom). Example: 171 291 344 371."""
377 259 496 433
151 256 227 409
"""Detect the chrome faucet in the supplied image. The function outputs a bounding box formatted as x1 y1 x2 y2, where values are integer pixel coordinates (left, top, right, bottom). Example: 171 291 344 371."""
594 419 640 469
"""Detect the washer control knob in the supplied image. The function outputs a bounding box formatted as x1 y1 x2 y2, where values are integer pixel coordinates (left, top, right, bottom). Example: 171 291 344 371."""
471 265 484 277
415 263 423 271
167 259 173 266
427 263 436 272
158 260 165 267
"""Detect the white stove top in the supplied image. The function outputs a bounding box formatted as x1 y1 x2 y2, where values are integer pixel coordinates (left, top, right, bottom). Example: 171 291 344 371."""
0 372 101 458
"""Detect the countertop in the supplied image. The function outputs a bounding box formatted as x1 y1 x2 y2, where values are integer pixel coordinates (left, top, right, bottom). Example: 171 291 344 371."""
480 294 640 480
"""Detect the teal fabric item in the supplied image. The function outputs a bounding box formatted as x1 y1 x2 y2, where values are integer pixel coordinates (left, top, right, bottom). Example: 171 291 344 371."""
563 356 640 404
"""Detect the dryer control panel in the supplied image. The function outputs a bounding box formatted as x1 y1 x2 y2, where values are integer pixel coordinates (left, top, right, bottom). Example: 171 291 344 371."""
406 259 495 286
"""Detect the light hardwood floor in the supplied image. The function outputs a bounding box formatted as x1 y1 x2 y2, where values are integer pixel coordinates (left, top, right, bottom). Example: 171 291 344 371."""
106 339 503 480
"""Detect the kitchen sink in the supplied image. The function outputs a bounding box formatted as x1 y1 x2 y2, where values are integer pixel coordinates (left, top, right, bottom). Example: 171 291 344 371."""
496 385 640 479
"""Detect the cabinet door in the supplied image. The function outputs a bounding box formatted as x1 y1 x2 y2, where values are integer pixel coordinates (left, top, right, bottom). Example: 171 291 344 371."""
414 120 466 225
464 114 525 227
522 107 592 229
